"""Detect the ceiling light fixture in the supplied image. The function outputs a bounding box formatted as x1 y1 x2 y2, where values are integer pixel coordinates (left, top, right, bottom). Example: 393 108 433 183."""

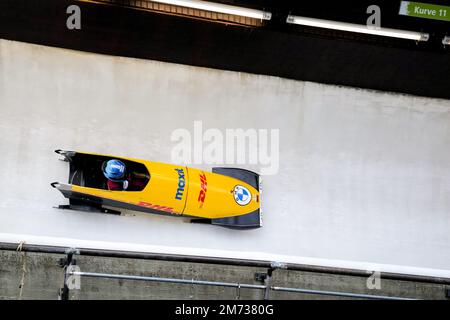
286 15 429 41
150 0 271 20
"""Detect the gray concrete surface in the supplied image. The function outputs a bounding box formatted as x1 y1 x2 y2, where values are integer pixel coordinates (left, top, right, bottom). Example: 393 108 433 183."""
0 250 64 299
0 39 450 279
0 250 447 300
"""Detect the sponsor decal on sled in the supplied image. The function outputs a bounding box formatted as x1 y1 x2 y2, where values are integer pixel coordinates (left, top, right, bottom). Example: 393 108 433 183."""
138 201 175 214
233 185 251 206
174 168 186 200
198 172 207 208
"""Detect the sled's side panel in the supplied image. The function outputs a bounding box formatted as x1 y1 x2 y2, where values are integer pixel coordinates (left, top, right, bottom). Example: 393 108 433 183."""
212 167 260 190
52 183 179 216
210 209 262 229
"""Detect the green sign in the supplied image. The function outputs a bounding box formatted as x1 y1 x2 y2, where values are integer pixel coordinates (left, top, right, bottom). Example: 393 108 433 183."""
399 1 450 22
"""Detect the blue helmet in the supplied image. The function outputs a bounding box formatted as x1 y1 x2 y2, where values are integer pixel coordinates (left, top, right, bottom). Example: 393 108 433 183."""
102 159 126 182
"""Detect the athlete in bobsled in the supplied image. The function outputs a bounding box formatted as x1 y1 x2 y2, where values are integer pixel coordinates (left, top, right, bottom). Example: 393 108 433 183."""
102 159 149 191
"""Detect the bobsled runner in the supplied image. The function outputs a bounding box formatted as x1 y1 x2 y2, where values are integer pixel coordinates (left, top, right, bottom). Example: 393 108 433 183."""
52 150 262 229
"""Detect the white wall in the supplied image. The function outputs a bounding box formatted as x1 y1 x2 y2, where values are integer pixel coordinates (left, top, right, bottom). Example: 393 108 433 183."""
1 39 449 278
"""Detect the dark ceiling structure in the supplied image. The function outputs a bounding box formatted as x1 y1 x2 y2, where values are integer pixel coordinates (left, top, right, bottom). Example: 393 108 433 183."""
1 0 449 99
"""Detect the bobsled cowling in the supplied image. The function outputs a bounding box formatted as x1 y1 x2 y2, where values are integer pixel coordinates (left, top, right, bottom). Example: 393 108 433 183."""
52 150 262 229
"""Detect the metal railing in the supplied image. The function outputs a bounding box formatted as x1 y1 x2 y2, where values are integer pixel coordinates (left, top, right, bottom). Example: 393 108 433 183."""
68 269 416 300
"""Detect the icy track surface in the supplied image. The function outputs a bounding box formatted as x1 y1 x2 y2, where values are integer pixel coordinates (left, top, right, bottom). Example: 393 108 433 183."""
1 39 450 278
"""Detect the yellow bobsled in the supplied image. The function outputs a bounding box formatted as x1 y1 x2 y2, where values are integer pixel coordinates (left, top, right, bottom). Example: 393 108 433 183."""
52 150 262 229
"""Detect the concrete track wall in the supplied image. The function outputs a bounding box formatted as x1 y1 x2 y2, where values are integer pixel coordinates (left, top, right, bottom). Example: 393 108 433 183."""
1 250 447 300
0 39 450 279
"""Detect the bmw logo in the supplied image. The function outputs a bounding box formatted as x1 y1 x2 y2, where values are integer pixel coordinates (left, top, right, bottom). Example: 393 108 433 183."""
233 185 252 206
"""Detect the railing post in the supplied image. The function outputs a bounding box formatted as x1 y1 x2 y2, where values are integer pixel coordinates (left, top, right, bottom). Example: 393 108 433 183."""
58 248 79 300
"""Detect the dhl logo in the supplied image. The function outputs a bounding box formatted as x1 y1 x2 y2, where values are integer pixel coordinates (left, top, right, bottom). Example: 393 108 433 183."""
138 201 175 214
198 172 207 208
